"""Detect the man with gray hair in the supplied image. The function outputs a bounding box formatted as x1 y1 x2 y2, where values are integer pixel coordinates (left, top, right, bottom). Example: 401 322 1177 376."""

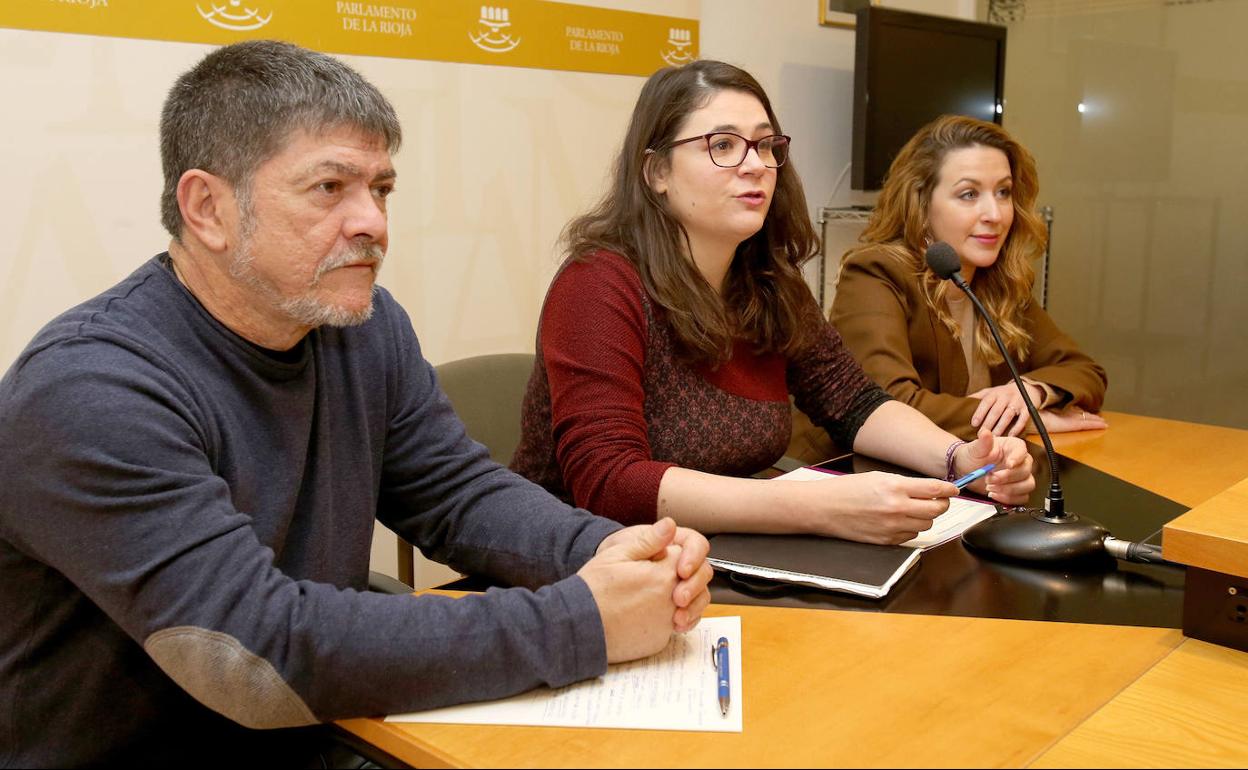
0 40 712 766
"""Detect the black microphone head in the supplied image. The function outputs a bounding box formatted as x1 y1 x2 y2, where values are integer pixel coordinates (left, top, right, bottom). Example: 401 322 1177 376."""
924 241 961 280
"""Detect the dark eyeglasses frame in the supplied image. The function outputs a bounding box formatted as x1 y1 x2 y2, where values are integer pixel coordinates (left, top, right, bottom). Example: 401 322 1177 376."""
650 132 792 168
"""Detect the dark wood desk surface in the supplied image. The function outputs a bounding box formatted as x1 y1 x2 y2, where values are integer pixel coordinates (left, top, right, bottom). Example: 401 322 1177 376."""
711 418 1191 627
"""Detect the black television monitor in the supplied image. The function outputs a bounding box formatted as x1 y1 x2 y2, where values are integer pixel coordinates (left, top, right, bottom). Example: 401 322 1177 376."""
852 7 1007 191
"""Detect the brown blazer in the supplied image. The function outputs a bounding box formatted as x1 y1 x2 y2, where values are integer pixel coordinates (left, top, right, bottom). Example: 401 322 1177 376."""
789 245 1107 459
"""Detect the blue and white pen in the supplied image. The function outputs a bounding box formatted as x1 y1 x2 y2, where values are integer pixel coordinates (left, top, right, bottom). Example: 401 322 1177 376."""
712 637 730 716
952 463 995 490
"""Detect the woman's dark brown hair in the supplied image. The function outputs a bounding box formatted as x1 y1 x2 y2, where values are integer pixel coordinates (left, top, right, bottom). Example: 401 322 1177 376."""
562 60 819 364
845 114 1045 365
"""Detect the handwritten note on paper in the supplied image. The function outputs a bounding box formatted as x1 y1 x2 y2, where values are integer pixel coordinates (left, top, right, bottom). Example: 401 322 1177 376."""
775 466 997 549
386 616 742 732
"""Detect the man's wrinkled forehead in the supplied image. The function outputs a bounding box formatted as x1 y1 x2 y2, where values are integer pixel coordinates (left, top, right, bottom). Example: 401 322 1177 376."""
259 125 397 183
290 159 398 186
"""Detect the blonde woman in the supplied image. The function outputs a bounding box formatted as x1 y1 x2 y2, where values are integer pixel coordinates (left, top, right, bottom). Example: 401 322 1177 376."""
829 115 1108 440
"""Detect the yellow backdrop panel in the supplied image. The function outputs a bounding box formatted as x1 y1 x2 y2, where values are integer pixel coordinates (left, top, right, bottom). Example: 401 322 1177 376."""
0 0 698 76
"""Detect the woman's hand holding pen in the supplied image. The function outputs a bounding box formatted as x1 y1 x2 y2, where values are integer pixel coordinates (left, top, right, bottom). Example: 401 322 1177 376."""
782 472 955 546
952 428 1035 504
772 430 1034 545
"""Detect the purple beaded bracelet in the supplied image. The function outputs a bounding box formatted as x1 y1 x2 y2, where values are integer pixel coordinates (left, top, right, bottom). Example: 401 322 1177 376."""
944 440 967 482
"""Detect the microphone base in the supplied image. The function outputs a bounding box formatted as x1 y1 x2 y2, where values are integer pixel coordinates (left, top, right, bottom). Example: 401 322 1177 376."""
962 508 1109 563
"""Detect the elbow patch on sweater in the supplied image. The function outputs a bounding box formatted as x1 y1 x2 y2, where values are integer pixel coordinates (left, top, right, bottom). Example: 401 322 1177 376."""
144 626 318 729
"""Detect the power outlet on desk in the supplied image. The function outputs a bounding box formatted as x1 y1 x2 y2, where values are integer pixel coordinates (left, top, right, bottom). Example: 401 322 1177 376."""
1183 566 1248 652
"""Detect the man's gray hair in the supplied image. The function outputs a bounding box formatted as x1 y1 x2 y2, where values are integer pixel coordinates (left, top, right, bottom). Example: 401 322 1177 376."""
159 40 402 238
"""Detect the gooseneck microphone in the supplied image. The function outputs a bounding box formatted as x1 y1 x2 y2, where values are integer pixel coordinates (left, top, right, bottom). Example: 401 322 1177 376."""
924 242 1171 566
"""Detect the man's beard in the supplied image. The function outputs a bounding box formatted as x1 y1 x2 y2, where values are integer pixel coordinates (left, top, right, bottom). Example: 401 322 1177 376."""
230 232 385 329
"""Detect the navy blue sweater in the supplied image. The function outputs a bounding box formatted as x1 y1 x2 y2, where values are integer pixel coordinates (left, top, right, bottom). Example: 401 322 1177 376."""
0 255 618 766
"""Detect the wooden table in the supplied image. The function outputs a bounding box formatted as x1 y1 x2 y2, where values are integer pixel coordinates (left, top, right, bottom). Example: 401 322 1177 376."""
340 412 1248 767
1029 412 1248 768
341 605 1182 768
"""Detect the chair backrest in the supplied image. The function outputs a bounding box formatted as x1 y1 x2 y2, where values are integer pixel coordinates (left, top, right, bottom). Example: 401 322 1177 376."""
396 353 537 588
435 352 535 465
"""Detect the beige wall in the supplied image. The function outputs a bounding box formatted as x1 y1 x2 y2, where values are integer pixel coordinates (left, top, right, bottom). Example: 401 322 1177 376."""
1001 0 1248 430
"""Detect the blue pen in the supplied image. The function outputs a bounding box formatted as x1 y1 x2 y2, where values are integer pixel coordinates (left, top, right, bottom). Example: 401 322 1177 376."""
712 637 730 716
952 463 995 490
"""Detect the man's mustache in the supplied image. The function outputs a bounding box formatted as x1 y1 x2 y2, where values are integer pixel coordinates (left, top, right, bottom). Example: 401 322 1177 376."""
312 241 385 283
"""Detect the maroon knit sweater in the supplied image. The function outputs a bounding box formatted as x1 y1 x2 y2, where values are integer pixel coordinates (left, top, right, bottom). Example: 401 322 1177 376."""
510 251 890 525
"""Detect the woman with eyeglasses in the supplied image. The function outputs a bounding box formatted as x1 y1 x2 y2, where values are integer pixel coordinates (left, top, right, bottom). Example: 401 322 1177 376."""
824 115 1108 442
509 61 1035 544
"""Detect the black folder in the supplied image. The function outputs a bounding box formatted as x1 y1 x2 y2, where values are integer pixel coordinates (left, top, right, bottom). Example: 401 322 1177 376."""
707 533 920 599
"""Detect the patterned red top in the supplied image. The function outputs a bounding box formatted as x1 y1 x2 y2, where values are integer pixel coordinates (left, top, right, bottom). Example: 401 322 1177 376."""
510 251 889 525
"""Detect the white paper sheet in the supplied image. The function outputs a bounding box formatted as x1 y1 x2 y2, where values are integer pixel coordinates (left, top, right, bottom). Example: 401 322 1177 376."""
775 466 998 549
385 616 743 732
